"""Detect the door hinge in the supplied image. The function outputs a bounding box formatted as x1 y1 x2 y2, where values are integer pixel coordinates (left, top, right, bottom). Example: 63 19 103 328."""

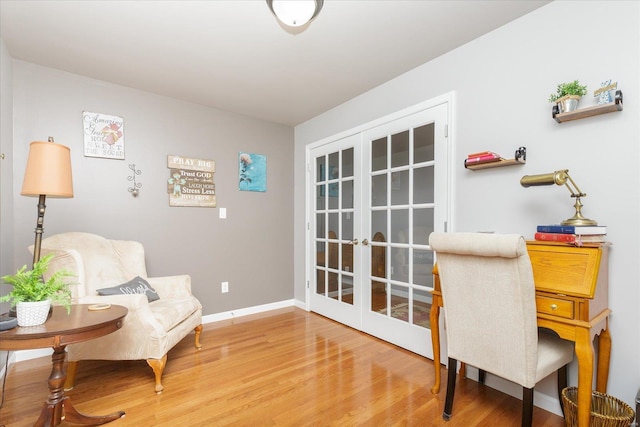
307 280 310 289
444 124 449 138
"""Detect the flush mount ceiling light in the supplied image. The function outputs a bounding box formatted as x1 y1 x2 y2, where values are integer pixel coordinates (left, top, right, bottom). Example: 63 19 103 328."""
266 0 323 27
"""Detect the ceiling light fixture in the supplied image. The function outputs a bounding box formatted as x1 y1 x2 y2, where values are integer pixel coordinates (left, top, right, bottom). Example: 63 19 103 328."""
266 0 323 27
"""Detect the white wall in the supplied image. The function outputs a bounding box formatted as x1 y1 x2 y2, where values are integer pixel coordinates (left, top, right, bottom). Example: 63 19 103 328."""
294 1 639 410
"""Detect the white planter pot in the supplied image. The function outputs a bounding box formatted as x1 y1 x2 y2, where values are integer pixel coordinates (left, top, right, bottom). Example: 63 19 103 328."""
16 299 51 327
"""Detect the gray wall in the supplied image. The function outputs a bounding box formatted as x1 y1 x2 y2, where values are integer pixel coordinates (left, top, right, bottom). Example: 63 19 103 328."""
7 61 294 315
0 35 15 371
294 0 639 411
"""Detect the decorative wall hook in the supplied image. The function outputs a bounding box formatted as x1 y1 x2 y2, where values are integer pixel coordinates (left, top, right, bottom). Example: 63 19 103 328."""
128 164 142 197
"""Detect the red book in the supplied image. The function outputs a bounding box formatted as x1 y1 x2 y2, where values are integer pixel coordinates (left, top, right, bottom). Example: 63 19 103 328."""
465 153 501 166
535 232 577 243
534 232 606 244
467 150 494 158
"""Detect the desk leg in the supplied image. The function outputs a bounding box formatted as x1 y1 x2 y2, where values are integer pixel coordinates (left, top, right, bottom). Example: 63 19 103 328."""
574 327 595 427
34 346 125 427
596 322 611 393
430 298 441 394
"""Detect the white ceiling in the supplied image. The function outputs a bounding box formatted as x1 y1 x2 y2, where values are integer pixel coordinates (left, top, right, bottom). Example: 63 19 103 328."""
0 0 550 126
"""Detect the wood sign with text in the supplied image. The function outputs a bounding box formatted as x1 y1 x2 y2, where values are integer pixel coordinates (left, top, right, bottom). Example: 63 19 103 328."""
167 155 216 207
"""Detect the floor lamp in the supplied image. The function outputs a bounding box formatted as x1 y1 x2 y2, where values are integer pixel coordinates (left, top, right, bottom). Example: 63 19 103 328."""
21 137 74 267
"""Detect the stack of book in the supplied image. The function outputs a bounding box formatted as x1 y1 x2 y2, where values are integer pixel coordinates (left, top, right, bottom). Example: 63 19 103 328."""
534 224 607 245
464 151 501 167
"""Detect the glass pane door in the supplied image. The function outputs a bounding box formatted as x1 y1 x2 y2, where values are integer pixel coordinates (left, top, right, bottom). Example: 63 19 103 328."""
310 134 361 330
361 104 448 357
307 100 449 359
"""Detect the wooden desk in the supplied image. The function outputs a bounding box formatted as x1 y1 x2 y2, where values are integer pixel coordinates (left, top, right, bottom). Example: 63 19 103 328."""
0 304 128 427
429 241 611 427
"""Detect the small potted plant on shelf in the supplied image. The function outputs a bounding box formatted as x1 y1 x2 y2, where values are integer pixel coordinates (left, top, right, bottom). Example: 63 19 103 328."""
0 254 73 326
548 79 588 113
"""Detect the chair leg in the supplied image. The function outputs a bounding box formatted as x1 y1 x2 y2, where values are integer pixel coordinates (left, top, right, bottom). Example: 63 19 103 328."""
147 354 168 394
478 369 486 385
521 386 534 427
64 361 79 391
557 364 568 416
194 324 203 349
443 357 458 421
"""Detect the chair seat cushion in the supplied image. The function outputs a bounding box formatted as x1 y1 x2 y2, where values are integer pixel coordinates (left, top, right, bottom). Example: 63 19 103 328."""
150 297 201 332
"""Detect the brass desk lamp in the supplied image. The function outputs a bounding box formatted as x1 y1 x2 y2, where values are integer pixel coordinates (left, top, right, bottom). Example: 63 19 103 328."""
520 169 597 226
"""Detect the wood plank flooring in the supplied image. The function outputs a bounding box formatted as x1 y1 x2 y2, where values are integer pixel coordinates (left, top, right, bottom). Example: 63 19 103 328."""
0 307 566 426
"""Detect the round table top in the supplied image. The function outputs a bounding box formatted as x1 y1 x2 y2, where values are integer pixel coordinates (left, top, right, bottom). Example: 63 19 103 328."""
0 304 127 351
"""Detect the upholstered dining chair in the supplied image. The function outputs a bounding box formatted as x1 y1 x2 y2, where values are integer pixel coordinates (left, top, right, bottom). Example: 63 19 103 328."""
428 232 574 427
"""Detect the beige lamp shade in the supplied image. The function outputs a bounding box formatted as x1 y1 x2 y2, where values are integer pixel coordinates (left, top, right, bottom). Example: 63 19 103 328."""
21 140 74 198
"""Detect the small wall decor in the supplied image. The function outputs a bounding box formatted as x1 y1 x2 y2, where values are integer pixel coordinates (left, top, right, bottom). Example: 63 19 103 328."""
239 152 267 192
594 80 618 105
82 111 125 159
167 155 216 207
128 164 142 197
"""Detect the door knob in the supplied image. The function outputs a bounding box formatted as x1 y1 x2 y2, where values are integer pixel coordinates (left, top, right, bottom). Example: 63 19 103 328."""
348 238 359 245
362 239 369 246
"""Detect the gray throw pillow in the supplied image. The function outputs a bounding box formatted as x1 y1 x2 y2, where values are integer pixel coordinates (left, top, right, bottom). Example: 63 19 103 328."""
97 276 160 302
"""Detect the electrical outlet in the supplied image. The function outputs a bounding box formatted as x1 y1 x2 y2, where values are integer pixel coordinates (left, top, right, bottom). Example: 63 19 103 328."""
221 281 229 293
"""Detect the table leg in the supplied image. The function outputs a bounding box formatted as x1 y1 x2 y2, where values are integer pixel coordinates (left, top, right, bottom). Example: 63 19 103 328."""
574 327 595 427
596 321 611 393
429 298 441 394
34 346 125 427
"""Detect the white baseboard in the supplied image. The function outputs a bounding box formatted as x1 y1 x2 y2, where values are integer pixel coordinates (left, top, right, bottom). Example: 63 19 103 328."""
202 299 300 323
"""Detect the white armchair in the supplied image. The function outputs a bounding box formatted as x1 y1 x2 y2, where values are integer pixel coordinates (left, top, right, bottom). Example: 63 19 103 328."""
33 232 203 393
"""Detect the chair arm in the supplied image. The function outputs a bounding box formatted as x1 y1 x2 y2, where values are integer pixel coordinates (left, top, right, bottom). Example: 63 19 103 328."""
146 275 193 299
76 294 166 339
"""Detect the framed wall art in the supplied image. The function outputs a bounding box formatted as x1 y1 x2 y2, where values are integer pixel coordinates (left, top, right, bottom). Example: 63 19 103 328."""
239 152 267 192
82 111 125 159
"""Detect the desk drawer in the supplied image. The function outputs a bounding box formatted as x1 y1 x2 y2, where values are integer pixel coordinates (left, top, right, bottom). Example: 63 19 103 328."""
536 295 574 319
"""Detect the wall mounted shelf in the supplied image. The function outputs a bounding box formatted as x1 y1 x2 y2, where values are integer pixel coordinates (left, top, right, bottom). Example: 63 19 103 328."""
465 157 526 170
465 146 526 171
553 90 623 123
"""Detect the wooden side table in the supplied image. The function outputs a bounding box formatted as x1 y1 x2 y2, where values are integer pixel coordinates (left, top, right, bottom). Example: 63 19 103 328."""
430 242 611 427
0 304 128 427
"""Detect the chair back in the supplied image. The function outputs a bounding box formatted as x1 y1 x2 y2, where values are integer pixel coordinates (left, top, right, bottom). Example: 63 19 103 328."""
31 232 148 299
429 232 538 387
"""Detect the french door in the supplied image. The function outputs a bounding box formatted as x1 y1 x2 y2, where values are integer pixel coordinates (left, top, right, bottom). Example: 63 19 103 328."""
309 100 450 358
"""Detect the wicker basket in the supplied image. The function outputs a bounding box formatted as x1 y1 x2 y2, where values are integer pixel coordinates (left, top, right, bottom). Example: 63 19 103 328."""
562 387 636 427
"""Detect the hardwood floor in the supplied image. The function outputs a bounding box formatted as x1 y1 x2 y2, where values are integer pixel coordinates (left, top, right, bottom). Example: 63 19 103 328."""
0 307 566 426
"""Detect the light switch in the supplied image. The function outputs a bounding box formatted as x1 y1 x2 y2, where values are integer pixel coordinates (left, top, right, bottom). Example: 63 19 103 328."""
219 207 227 219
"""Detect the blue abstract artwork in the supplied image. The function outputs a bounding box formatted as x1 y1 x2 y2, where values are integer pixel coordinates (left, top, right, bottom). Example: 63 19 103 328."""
239 152 267 192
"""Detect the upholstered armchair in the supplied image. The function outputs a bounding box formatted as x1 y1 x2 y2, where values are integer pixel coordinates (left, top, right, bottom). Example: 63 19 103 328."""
429 232 574 427
32 232 203 394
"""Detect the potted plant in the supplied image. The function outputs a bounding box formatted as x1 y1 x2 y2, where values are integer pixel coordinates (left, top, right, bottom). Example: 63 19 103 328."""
548 79 588 113
0 254 73 326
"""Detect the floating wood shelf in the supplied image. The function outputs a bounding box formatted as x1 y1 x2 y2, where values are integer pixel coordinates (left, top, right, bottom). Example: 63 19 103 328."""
553 90 623 123
465 157 526 170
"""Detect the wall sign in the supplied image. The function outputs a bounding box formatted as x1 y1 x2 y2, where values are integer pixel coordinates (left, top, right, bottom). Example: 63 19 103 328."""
82 111 125 159
167 155 216 207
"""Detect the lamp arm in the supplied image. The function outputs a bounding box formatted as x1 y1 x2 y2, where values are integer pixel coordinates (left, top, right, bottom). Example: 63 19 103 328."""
562 172 586 198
